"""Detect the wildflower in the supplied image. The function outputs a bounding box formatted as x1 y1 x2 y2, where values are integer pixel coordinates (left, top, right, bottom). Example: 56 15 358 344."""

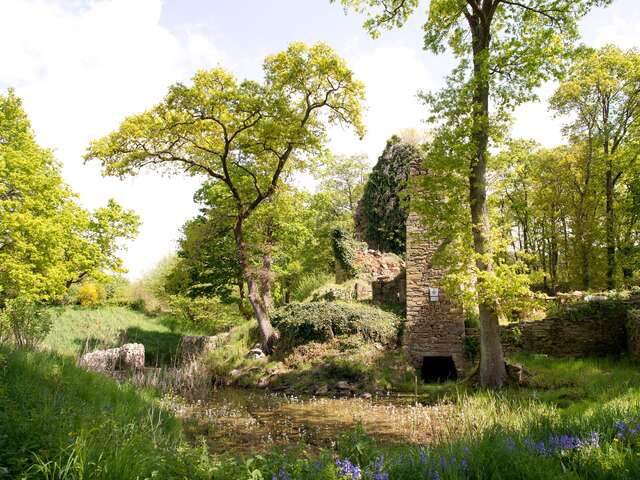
335 458 362 480
370 455 388 480
506 438 516 451
272 468 292 480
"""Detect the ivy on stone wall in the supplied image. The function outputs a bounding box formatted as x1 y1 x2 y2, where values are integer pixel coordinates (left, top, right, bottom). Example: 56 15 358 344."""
355 135 423 256
331 228 358 279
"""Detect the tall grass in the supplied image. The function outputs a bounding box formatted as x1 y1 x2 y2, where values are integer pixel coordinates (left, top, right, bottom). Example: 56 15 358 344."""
0 346 214 479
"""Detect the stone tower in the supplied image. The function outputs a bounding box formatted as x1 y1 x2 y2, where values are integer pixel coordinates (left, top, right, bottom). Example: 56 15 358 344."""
403 171 469 381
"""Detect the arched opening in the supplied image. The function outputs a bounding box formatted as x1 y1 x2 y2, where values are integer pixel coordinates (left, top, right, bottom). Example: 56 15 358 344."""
421 356 458 383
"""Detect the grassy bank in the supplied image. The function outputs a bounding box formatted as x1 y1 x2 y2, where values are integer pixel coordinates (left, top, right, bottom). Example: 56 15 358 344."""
4 342 640 478
7 304 640 479
43 306 194 366
0 346 214 479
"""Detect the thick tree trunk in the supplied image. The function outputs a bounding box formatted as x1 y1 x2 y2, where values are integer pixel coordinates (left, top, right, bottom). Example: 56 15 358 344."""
260 221 274 312
468 8 506 388
234 217 279 353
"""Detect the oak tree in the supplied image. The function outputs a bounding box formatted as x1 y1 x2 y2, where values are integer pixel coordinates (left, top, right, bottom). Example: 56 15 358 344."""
86 42 365 351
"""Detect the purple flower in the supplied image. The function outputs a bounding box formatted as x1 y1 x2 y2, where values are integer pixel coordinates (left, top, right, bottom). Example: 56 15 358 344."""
272 468 292 480
370 455 388 480
335 458 362 480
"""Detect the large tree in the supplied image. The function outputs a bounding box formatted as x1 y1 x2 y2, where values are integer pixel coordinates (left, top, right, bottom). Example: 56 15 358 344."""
551 45 640 289
333 0 610 387
86 42 365 351
0 90 139 303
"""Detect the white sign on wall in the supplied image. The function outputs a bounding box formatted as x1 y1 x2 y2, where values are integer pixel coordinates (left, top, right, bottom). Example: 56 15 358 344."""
429 287 439 302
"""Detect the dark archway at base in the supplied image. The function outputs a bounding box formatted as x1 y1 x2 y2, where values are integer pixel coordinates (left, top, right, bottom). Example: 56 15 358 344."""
421 356 458 383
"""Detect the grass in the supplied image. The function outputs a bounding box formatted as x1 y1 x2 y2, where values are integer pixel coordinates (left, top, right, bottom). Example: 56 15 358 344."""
181 352 640 479
0 346 214 479
43 306 195 366
7 305 640 478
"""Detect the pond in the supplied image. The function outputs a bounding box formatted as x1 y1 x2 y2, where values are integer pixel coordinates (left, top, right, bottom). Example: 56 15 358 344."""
169 388 463 454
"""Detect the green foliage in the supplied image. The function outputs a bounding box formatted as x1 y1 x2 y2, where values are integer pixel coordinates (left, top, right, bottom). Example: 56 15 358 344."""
270 301 400 350
0 297 52 348
290 272 334 302
464 334 480 360
308 281 356 302
356 135 420 255
167 295 242 334
551 45 640 289
331 228 359 279
560 299 630 324
0 347 214 479
0 90 139 303
314 153 369 223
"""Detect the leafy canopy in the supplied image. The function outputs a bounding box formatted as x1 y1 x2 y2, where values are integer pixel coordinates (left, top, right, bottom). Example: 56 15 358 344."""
86 42 366 215
0 90 139 302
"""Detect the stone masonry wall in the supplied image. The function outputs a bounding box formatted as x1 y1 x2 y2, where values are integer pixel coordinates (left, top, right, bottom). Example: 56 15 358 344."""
403 211 469 376
465 304 631 358
372 271 406 307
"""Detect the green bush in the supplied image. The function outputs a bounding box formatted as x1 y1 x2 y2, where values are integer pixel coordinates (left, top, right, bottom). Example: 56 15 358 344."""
331 228 359 279
0 298 52 348
291 272 334 302
271 301 400 351
167 295 241 334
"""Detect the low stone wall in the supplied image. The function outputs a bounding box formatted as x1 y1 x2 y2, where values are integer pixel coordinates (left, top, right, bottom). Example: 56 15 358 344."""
372 271 406 306
466 301 634 359
627 309 640 361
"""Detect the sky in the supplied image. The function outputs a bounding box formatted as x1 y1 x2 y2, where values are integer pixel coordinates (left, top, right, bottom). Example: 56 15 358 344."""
2 0 640 280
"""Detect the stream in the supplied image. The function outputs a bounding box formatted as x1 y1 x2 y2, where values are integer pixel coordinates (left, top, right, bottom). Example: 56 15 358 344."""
169 388 462 454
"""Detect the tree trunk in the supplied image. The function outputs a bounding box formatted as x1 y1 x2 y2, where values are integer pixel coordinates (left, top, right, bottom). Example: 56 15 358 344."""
260 220 274 313
234 216 279 352
606 159 616 289
468 9 506 388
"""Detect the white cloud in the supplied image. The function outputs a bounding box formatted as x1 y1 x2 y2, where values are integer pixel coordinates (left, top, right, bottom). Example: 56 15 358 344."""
593 13 640 49
0 0 224 279
510 83 566 148
328 45 433 165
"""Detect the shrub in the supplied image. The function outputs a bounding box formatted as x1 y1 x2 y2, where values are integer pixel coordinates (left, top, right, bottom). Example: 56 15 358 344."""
308 282 355 302
0 297 52 348
77 282 102 307
168 295 241 334
291 272 334 302
271 301 400 351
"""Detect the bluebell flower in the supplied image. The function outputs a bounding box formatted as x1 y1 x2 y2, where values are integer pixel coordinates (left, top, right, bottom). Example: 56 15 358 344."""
335 458 362 480
272 468 292 480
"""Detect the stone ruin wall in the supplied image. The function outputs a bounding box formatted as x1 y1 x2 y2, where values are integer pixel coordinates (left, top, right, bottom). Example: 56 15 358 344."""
403 211 470 376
